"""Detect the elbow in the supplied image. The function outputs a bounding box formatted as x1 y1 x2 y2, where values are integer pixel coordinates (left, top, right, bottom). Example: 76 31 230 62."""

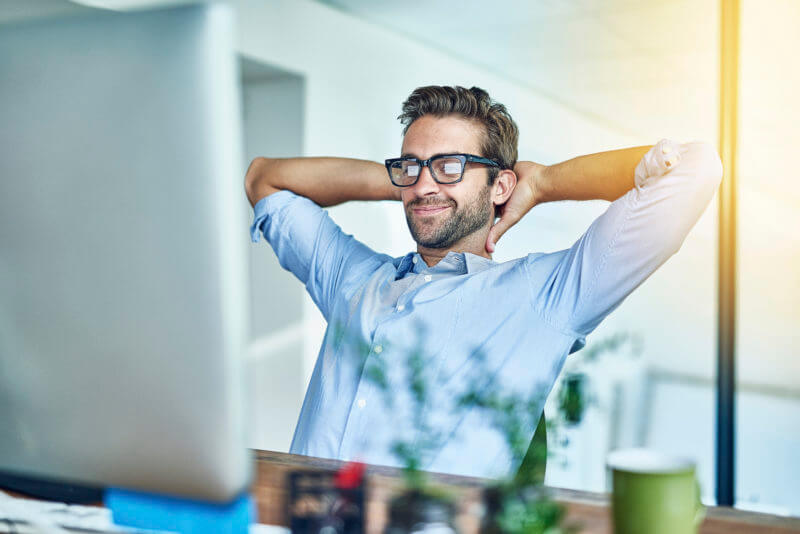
662 142 723 256
689 141 724 191
244 157 273 207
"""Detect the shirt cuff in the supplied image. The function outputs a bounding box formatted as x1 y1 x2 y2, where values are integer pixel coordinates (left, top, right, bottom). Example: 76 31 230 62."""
249 190 297 243
634 139 683 189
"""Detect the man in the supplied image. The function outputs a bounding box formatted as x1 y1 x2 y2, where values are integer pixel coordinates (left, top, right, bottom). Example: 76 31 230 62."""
246 86 722 479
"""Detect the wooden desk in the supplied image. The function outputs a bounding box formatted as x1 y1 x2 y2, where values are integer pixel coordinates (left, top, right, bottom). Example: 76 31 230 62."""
251 450 800 534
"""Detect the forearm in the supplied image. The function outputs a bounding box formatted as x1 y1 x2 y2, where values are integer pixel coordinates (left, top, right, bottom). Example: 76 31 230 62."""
537 146 652 203
244 156 401 208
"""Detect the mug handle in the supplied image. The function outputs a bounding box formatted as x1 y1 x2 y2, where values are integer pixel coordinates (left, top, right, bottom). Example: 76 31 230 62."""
694 478 706 528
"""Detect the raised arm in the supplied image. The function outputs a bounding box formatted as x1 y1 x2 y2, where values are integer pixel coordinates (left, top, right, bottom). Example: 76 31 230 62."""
486 146 652 251
518 140 722 338
244 156 401 208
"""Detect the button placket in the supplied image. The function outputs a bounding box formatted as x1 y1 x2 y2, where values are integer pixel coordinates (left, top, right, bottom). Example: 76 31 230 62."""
341 274 427 455
341 379 375 456
341 322 390 455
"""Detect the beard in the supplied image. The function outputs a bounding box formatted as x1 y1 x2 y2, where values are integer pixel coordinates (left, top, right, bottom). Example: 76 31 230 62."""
405 184 493 249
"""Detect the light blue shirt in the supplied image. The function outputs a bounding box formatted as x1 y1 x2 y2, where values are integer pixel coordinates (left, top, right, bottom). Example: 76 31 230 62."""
250 140 722 479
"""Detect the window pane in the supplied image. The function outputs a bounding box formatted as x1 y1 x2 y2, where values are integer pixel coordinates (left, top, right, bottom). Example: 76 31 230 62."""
736 0 800 515
488 0 723 504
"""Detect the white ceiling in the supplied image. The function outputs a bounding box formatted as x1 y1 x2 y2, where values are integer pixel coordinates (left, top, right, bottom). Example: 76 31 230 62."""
316 0 720 140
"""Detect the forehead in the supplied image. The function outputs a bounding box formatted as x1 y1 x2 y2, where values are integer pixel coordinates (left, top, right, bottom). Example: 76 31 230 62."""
401 115 484 157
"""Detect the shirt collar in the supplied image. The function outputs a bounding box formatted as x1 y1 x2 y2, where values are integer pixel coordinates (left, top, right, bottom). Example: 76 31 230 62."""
464 252 496 273
394 252 416 279
429 252 466 275
395 251 495 279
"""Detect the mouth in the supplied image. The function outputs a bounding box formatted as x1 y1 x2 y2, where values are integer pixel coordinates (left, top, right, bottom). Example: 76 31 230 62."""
412 205 451 216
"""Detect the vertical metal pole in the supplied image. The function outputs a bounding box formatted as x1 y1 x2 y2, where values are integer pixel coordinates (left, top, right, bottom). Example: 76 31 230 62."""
717 0 739 507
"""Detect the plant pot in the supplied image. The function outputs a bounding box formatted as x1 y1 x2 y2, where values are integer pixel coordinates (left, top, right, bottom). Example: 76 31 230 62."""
480 484 568 534
384 489 459 534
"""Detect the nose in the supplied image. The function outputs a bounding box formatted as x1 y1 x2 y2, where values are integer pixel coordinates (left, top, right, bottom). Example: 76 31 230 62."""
412 163 440 196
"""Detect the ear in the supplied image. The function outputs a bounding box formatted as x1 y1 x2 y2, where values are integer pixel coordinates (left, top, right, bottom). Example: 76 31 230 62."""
492 169 517 207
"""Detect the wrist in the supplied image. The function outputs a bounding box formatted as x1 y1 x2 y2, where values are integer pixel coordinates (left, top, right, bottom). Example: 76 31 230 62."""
390 184 403 202
530 163 551 205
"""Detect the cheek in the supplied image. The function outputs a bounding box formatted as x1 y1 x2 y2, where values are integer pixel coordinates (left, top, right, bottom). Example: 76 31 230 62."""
455 187 480 206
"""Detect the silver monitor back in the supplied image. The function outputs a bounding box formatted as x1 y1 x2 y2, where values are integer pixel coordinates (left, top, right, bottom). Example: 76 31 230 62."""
0 3 251 502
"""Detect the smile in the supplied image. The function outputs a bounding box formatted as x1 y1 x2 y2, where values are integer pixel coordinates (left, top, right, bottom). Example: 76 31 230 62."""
413 205 451 216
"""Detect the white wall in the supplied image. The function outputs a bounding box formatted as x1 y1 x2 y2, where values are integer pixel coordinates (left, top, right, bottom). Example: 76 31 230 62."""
241 71 306 452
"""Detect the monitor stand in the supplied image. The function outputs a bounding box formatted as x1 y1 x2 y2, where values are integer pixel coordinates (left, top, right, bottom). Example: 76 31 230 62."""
106 487 253 533
0 471 104 504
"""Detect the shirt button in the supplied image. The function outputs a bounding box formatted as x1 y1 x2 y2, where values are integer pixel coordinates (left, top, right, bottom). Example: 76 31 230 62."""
397 304 405 312
357 398 366 409
412 257 418 264
373 345 383 354
424 275 432 282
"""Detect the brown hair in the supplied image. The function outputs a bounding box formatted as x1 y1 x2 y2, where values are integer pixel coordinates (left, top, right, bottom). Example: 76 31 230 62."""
398 86 519 184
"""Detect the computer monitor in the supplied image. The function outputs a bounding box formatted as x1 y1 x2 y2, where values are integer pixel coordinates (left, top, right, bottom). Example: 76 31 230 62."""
0 3 251 503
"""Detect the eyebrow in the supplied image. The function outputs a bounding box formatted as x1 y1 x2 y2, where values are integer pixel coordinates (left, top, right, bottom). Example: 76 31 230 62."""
400 151 464 159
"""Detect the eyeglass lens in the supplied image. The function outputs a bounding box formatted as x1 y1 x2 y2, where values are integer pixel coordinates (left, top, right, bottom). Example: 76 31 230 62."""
390 156 464 185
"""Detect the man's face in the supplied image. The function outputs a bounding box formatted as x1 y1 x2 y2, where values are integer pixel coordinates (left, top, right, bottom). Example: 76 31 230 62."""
400 115 494 249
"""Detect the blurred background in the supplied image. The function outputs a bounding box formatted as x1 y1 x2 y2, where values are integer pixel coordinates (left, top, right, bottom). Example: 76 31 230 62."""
2 0 797 516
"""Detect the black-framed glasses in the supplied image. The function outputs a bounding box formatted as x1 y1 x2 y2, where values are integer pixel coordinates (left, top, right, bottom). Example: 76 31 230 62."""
384 153 500 187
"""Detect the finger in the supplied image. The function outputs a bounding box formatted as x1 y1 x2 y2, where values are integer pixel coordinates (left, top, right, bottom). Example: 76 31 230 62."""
486 215 514 253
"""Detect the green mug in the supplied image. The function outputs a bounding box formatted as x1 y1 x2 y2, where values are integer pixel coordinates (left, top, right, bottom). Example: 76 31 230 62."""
607 449 705 534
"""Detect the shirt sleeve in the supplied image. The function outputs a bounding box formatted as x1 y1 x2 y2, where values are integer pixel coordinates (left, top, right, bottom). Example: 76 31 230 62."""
250 190 386 321
525 139 723 342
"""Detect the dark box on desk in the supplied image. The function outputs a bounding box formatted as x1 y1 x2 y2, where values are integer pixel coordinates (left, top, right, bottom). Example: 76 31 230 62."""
287 469 365 534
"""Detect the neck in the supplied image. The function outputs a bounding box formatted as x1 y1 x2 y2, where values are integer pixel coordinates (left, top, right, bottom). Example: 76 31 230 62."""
417 227 492 267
